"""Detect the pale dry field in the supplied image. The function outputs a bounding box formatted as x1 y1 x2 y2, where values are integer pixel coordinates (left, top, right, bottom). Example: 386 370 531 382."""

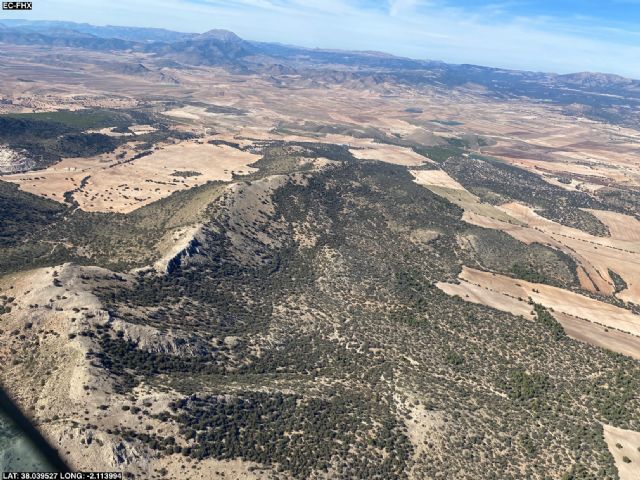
437 279 536 320
437 275 640 359
3 154 111 203
552 312 640 361
3 141 259 213
437 266 640 337
411 169 523 224
492 202 640 304
350 143 430 166
603 424 640 480
464 202 640 303
586 209 640 242
410 169 465 190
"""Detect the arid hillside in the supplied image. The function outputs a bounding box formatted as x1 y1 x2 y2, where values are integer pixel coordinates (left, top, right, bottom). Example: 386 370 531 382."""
0 28 639 479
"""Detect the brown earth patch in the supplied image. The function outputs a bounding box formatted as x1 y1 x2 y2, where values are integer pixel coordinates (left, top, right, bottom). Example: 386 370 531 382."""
552 312 640 360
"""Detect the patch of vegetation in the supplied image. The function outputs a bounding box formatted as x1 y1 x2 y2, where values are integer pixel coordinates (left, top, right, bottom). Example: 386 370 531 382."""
242 141 356 180
157 391 412 478
170 170 201 178
0 116 120 169
0 180 67 248
411 145 465 163
461 228 579 288
274 121 387 141
502 368 550 402
595 186 640 218
208 139 242 149
4 109 134 130
510 263 552 285
204 104 247 115
533 303 566 340
63 176 91 206
431 119 463 126
608 269 628 294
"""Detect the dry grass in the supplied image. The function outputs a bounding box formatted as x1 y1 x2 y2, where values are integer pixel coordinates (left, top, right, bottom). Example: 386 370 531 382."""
603 424 640 480
350 143 430 166
552 312 640 361
4 140 259 213
586 209 640 242
410 169 465 190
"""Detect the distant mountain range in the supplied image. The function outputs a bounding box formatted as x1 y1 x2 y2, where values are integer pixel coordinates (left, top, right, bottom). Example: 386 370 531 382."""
1 19 639 127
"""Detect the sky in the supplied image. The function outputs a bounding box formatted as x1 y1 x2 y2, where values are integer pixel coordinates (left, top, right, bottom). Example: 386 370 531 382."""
2 0 640 77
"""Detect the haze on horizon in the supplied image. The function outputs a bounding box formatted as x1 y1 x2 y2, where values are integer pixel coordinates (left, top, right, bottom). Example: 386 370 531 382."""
1 0 639 78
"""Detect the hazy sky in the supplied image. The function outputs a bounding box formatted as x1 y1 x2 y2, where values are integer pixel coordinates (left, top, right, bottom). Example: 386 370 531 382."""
3 0 640 77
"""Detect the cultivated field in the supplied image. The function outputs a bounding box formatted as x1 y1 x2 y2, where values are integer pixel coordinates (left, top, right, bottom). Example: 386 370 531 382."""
437 266 640 354
350 143 430 166
3 141 259 213
462 203 640 302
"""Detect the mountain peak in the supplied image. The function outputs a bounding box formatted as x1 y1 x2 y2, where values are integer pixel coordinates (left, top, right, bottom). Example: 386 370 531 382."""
559 71 632 86
196 29 242 43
